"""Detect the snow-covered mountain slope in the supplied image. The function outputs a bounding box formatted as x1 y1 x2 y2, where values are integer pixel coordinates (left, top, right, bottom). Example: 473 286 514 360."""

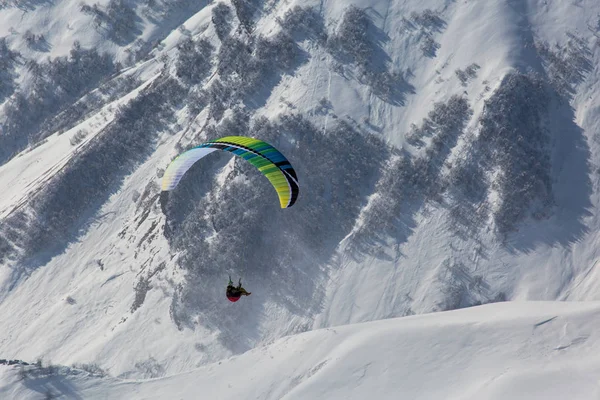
4 301 600 399
1 0 600 383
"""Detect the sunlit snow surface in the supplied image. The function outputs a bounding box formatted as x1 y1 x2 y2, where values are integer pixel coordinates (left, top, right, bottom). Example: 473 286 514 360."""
3 302 600 399
1 0 600 397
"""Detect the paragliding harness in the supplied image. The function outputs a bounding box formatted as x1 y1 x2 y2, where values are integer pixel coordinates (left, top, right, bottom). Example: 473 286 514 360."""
226 276 251 302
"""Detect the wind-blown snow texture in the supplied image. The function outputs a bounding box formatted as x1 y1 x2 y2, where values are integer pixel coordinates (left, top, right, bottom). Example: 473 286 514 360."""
1 0 600 396
3 302 600 399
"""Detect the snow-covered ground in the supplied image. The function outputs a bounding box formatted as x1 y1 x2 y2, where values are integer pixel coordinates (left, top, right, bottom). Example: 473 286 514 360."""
1 0 600 397
4 301 600 399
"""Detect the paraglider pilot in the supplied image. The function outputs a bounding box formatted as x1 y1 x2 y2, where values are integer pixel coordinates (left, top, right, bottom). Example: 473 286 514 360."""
227 276 251 302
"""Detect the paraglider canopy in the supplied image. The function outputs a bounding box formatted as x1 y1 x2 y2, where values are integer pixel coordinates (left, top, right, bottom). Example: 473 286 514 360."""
161 136 299 208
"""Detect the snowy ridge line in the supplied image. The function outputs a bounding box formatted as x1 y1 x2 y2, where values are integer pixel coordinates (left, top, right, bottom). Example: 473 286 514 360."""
3 302 600 399
0 72 162 222
0 359 31 366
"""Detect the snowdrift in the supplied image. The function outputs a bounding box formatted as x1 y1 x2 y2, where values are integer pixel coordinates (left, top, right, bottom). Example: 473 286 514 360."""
3 301 600 399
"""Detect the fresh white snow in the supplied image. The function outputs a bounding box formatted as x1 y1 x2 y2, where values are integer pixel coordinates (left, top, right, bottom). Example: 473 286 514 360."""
1 0 600 397
4 302 600 399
